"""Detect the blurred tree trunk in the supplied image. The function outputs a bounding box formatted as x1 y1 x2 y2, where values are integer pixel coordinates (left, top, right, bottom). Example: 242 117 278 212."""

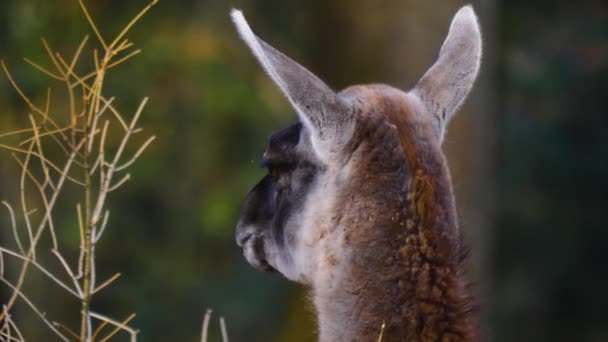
468 2 499 341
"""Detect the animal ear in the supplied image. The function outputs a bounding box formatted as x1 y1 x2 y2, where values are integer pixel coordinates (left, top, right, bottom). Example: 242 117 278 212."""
412 5 482 143
231 9 354 162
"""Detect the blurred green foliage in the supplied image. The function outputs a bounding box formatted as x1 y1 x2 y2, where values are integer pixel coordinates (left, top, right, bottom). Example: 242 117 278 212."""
493 1 608 341
0 0 606 341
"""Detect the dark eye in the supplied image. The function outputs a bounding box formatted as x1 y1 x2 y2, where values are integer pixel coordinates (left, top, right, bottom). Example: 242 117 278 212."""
268 166 279 178
267 163 290 179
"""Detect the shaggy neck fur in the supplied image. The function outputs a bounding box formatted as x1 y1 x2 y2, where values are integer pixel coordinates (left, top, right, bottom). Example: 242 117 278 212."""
312 87 477 342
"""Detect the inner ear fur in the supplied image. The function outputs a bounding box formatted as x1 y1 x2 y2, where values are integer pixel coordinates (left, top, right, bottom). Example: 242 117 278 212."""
411 5 482 143
231 9 355 163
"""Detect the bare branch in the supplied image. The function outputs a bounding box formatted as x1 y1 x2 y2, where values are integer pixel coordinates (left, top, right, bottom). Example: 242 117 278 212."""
0 277 70 341
3 305 25 342
377 321 386 342
77 0 107 50
0 138 86 320
4 309 25 342
92 319 110 341
69 35 90 73
11 153 59 251
0 144 86 186
88 97 115 153
23 58 63 81
92 272 121 294
1 201 24 255
40 38 66 77
108 173 130 192
90 311 137 342
220 316 229 342
18 141 36 261
50 249 84 298
19 126 71 151
66 71 129 131
52 321 80 341
109 49 141 67
201 309 212 342
0 247 80 298
2 59 66 138
108 0 158 51
0 127 35 139
89 154 102 175
91 97 148 226
94 210 110 243
114 135 156 172
69 48 141 90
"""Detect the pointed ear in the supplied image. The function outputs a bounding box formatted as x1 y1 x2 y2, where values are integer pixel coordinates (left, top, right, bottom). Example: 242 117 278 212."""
412 5 482 143
231 9 354 162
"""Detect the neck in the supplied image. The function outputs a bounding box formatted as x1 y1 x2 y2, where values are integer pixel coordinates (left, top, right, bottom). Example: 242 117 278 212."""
313 155 477 342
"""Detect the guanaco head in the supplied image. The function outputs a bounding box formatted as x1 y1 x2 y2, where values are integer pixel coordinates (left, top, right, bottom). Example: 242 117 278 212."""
233 6 481 283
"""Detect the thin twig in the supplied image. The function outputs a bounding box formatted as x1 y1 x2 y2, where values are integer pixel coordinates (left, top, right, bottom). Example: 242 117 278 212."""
0 144 86 186
69 35 90 73
52 321 80 340
1 201 24 255
0 277 70 341
77 0 107 50
220 316 229 342
18 141 36 261
107 0 158 51
201 309 212 342
92 319 110 341
76 203 85 280
92 273 121 294
93 210 110 243
5 311 25 342
18 125 71 149
70 47 141 90
64 69 129 132
2 307 23 342
23 58 63 81
89 311 137 342
41 38 66 77
0 127 35 139
108 173 130 192
91 97 148 226
50 249 84 298
0 247 80 298
88 97 115 152
114 135 156 172
0 138 86 321
377 321 386 342
2 59 66 140
108 49 141 68
29 114 57 204
11 153 59 250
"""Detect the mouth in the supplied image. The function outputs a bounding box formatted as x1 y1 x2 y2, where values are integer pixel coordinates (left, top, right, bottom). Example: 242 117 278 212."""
242 236 276 272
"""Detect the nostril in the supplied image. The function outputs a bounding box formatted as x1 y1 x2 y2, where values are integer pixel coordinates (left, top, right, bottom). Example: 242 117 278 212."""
236 230 253 247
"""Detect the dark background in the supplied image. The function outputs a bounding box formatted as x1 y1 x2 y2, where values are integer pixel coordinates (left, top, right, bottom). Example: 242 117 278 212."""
0 0 606 341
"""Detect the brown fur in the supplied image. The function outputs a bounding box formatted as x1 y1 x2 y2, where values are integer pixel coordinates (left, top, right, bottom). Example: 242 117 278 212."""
317 85 477 341
232 7 483 340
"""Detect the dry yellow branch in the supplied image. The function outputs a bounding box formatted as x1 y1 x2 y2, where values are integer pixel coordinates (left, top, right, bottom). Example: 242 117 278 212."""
78 0 107 50
108 0 159 51
0 1 158 339
23 58 63 81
